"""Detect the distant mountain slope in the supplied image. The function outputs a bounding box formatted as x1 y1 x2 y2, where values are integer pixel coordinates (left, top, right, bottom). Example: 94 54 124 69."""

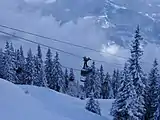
22 0 160 47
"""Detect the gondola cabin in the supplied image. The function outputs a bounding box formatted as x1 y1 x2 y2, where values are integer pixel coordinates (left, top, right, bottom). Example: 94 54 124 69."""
81 67 92 77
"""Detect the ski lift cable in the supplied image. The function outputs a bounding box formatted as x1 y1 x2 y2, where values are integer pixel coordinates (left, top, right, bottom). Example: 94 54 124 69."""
0 30 123 67
0 24 152 65
0 30 82 58
0 24 128 60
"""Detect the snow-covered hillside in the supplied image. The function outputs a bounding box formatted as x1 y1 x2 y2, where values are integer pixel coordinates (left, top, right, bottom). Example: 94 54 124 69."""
20 85 114 120
0 78 114 120
0 78 67 120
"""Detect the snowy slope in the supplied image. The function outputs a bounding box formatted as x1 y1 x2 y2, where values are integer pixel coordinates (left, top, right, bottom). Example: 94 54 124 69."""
20 85 114 120
0 78 113 120
0 78 71 120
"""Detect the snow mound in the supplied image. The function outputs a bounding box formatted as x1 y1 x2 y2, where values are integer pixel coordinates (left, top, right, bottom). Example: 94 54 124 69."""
20 85 114 120
0 78 69 120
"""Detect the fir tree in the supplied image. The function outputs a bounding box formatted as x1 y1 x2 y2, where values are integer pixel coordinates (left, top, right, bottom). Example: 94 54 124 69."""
52 52 65 92
128 25 145 118
144 59 159 120
101 72 110 99
84 62 101 98
19 46 26 83
37 45 42 62
15 46 26 84
33 45 46 87
108 76 114 99
15 49 21 83
69 68 75 81
25 49 35 85
84 74 92 98
85 92 101 115
100 65 105 98
67 68 77 97
0 49 4 79
45 48 54 89
84 62 96 98
94 69 101 99
112 69 120 98
64 68 69 93
111 63 140 120
3 41 17 83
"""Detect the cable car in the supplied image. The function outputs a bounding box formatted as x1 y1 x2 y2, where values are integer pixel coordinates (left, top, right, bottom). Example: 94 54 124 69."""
80 56 92 77
81 67 92 77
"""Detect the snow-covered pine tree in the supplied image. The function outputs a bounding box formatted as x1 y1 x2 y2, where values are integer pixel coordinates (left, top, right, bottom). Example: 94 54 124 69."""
15 49 21 83
111 70 116 98
25 49 35 85
111 69 120 98
84 62 95 98
45 48 55 89
67 68 77 97
10 43 18 83
101 72 110 99
0 48 4 79
3 41 17 83
64 68 69 93
19 46 26 84
15 46 26 84
85 92 101 115
37 45 42 63
128 25 145 119
100 65 105 98
144 59 159 120
94 69 101 99
84 74 92 98
84 62 101 98
33 45 46 87
33 56 47 87
108 76 114 99
3 41 10 80
69 68 75 81
111 63 140 120
52 52 65 92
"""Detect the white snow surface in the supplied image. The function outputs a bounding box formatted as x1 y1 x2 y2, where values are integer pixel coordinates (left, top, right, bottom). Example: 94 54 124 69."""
0 78 69 120
0 78 114 120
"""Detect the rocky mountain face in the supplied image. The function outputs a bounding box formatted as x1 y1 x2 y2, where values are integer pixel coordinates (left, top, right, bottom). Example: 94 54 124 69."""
21 0 160 48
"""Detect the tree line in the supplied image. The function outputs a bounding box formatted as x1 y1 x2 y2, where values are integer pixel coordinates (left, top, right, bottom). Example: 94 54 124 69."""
111 26 160 120
0 40 121 100
0 25 160 119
